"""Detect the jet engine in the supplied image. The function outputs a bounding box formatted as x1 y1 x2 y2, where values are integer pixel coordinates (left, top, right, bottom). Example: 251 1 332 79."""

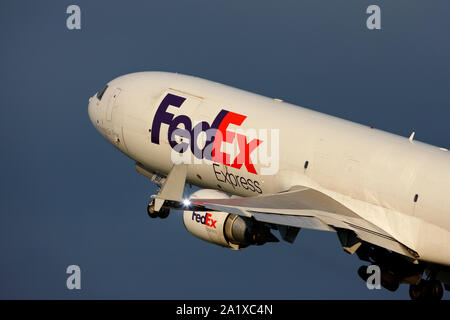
183 189 278 250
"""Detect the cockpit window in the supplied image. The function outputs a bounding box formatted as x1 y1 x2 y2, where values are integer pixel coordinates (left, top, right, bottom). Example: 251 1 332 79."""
97 85 108 101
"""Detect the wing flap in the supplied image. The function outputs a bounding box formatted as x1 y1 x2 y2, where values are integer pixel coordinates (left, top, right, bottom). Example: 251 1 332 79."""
193 186 418 259
249 211 334 231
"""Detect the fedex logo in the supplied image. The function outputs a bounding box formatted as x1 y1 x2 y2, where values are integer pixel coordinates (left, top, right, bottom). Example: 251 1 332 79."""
192 212 217 229
151 93 262 174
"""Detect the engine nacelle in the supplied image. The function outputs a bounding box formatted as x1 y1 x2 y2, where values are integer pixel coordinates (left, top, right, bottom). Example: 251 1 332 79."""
183 189 278 250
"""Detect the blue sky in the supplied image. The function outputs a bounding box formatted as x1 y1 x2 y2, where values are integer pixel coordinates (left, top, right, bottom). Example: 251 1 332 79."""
0 0 449 299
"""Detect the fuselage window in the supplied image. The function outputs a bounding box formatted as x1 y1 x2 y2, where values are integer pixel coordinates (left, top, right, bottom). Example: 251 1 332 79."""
97 85 108 101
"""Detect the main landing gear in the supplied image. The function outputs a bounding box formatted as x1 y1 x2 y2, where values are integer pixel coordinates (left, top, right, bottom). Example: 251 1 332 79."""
147 199 170 219
355 243 446 300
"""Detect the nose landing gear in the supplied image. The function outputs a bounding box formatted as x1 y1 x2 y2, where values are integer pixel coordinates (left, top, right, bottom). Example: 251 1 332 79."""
147 200 170 219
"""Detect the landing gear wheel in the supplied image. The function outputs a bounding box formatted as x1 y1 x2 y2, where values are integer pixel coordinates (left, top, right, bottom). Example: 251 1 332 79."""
431 280 444 300
430 280 444 300
158 207 170 219
147 200 158 219
409 284 422 300
409 280 443 300
147 200 170 219
357 265 370 282
357 265 399 292
380 271 399 292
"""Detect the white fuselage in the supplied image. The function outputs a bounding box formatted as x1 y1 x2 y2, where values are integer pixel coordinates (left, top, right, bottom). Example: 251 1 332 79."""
88 72 450 265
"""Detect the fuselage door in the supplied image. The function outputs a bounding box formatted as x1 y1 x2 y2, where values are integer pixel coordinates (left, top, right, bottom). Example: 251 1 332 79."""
106 87 122 121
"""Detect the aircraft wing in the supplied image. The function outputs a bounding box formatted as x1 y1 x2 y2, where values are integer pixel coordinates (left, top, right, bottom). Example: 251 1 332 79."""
192 186 419 259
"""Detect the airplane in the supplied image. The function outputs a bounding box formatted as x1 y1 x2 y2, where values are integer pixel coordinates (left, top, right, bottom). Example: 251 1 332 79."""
88 71 450 300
